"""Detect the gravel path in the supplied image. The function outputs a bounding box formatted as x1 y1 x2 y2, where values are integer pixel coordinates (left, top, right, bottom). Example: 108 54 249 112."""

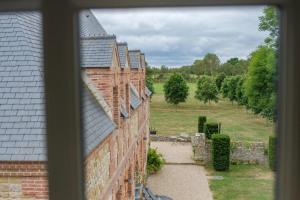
147 142 213 200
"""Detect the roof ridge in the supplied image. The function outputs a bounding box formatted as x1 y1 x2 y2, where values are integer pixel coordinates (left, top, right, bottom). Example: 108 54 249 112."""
81 35 116 40
129 49 141 53
117 42 128 46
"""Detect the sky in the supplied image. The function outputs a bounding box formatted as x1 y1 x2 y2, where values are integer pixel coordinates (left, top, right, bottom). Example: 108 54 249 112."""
93 6 269 68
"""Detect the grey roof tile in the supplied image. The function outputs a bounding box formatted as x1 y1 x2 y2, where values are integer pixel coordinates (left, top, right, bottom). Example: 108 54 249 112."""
79 10 107 37
0 11 117 161
129 50 141 69
120 98 129 118
80 36 116 67
130 85 141 109
117 42 128 68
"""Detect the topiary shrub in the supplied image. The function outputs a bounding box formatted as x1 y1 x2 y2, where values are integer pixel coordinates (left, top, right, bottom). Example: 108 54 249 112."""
198 116 207 133
269 135 276 171
204 122 221 139
212 134 230 171
147 148 165 175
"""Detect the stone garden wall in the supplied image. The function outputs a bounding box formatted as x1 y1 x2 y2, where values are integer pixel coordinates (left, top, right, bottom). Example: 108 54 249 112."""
191 133 267 165
150 135 191 142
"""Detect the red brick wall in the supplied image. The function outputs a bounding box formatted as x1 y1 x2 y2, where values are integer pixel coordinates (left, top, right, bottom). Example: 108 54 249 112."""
0 162 48 200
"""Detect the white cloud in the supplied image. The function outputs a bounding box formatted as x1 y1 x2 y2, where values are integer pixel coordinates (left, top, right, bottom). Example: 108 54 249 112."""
93 6 268 67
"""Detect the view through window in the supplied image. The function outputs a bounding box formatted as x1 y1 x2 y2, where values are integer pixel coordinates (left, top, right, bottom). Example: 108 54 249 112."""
0 6 279 200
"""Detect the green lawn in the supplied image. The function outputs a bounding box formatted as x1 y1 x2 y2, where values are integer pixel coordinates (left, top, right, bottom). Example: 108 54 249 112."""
206 164 274 200
150 83 274 143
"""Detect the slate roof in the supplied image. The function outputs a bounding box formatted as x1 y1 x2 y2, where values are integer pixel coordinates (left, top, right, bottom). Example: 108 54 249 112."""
80 10 107 37
80 36 116 68
129 50 141 69
0 12 116 161
140 53 146 68
130 85 141 109
120 98 129 118
117 42 128 68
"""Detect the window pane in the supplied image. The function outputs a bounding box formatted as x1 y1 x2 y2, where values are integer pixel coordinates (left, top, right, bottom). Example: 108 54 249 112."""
79 6 278 200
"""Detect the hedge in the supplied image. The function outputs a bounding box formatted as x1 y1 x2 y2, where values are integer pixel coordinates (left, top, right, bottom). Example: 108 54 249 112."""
198 116 207 133
212 134 230 171
204 122 221 139
269 136 276 171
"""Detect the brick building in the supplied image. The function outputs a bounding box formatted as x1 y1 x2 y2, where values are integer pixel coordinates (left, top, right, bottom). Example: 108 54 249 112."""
0 10 151 200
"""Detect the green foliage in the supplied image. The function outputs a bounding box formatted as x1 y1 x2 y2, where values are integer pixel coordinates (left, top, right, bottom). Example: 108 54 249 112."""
215 73 226 91
198 116 207 133
269 136 276 171
235 75 248 106
163 74 189 106
212 134 230 171
195 75 218 104
146 77 155 95
147 148 165 175
204 122 221 139
259 6 279 48
227 76 240 103
217 58 249 76
191 53 220 76
221 77 230 98
244 46 276 121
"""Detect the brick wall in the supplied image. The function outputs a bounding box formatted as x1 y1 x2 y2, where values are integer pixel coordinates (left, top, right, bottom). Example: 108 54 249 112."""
0 162 48 200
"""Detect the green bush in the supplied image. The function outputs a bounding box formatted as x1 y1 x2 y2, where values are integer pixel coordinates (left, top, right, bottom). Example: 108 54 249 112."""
204 122 221 139
198 116 207 133
147 148 165 175
212 134 230 171
269 136 276 171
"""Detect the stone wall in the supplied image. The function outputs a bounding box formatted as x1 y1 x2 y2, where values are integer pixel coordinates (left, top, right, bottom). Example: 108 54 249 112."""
192 133 267 165
85 141 111 200
150 135 191 142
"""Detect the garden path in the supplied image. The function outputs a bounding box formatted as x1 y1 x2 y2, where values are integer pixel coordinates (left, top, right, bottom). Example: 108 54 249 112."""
147 141 213 200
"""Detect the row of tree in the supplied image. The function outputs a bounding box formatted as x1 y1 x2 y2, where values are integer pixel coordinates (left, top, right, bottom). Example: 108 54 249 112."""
159 6 278 122
146 55 248 83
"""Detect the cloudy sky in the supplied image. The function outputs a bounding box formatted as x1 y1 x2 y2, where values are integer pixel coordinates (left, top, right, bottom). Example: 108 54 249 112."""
93 6 268 67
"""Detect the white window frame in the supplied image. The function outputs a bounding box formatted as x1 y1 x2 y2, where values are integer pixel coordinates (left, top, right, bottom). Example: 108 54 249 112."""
0 0 299 200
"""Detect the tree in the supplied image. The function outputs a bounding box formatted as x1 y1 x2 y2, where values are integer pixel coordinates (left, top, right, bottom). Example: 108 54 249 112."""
215 73 226 91
227 76 240 103
146 77 155 96
163 74 189 107
244 46 276 119
221 77 230 98
202 53 220 75
235 75 248 106
217 58 248 76
195 75 218 104
259 6 279 48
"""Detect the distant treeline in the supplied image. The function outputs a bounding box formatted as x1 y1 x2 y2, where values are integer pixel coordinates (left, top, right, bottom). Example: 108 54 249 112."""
146 54 248 83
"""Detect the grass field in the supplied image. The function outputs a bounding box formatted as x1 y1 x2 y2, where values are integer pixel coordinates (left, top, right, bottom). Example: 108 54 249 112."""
206 164 274 200
150 83 274 143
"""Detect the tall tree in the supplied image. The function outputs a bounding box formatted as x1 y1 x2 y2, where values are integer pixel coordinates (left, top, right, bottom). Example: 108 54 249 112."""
259 6 279 48
215 73 226 91
146 77 155 96
163 74 189 108
202 53 220 75
244 46 276 120
195 75 218 104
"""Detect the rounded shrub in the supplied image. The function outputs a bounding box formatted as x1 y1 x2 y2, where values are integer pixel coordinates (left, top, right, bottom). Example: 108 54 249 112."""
204 122 221 139
212 134 230 171
269 135 276 171
198 116 207 133
147 148 165 175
